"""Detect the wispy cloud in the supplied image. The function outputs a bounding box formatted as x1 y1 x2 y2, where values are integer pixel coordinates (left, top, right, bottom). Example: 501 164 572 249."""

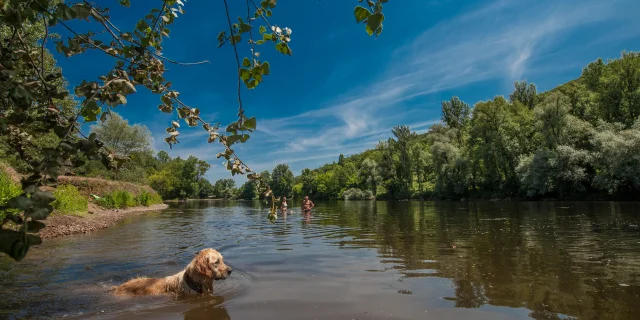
256 0 619 152
196 0 637 182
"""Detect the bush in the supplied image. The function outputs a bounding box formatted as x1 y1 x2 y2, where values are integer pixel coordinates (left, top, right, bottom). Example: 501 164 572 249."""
342 188 374 200
0 170 22 221
97 190 162 208
134 191 163 206
52 185 88 215
97 190 135 209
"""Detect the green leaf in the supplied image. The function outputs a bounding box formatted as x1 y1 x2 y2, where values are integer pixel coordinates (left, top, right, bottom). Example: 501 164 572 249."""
57 3 77 21
365 12 384 37
256 40 265 45
32 191 56 205
72 3 92 20
246 79 258 89
230 35 242 45
263 33 272 41
226 122 238 134
261 62 270 75
136 19 150 32
239 68 251 81
59 143 75 152
227 134 251 145
25 204 54 220
259 25 267 34
242 57 251 67
7 196 34 210
275 43 292 56
81 100 101 122
266 9 272 17
158 104 173 113
177 107 190 119
245 117 257 130
27 234 42 246
354 6 371 23
0 229 28 261
227 135 241 145
26 221 46 232
239 22 252 34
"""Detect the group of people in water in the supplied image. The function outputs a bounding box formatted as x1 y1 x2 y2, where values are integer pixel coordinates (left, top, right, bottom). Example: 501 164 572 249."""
279 195 314 214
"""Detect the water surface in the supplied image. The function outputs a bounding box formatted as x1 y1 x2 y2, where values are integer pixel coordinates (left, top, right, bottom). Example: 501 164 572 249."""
1 200 640 319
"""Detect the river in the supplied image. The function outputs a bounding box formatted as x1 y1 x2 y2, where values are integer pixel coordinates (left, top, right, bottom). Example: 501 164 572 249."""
1 200 640 319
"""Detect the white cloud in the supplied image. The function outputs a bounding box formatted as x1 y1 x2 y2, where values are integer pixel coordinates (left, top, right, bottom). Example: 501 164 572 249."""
254 0 621 154
180 0 639 183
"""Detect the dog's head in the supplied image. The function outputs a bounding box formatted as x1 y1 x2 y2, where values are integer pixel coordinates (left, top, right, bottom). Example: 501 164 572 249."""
191 248 232 280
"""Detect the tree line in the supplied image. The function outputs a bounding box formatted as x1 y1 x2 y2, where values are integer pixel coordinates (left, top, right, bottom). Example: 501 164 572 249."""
235 52 640 201
6 52 638 203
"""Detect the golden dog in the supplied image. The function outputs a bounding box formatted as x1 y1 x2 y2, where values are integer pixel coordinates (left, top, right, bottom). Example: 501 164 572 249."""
113 248 232 296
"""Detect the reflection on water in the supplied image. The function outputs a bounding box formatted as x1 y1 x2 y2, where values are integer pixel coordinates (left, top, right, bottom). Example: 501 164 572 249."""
1 200 640 319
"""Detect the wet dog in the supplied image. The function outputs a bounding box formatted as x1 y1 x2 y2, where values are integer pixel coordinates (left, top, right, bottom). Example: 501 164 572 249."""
112 248 232 296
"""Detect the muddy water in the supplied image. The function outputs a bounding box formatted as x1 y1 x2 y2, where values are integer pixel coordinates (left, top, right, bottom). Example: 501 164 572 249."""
1 200 640 319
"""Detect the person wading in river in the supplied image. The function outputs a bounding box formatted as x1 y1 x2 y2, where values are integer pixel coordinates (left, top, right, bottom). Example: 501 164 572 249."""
301 196 314 213
281 197 288 213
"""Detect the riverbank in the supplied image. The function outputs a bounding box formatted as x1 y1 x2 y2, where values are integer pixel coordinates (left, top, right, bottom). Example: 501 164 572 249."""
1 163 169 239
39 202 168 239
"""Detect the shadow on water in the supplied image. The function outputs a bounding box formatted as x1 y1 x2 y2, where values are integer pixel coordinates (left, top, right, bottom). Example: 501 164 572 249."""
2 200 640 319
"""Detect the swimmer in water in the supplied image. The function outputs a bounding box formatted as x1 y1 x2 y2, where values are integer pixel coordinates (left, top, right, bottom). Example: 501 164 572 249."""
281 196 288 213
301 195 314 213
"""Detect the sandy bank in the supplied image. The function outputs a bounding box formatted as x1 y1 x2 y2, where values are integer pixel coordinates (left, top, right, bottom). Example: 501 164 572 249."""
40 202 169 239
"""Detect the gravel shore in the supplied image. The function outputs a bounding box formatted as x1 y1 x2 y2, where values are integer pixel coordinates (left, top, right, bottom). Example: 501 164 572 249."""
39 203 168 239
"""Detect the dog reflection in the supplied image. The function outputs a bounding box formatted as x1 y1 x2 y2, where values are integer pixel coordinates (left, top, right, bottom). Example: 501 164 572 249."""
183 295 231 320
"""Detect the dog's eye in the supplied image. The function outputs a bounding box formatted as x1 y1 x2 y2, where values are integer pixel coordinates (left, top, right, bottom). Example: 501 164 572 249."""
214 259 219 264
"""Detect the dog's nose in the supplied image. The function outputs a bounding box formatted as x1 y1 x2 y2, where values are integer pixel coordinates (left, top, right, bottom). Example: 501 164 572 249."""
228 268 233 275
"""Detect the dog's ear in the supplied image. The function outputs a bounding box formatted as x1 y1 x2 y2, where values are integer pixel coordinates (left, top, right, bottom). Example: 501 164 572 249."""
194 252 213 278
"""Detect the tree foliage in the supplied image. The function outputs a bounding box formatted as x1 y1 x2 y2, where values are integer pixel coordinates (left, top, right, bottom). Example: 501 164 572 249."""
89 112 152 156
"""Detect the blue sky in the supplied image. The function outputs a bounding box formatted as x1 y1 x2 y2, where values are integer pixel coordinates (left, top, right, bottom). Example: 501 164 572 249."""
54 0 640 184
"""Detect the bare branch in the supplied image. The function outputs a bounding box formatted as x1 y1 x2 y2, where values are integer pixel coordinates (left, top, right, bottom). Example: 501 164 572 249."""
150 3 168 36
83 0 125 48
223 0 244 117
246 0 256 61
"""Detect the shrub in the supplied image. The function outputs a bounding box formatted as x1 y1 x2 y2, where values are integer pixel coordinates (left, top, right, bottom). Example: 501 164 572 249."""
97 190 135 209
97 190 161 208
52 185 88 215
0 170 22 221
134 191 163 206
342 188 374 200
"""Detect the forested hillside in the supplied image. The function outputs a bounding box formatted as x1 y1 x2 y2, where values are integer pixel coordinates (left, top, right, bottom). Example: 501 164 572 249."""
246 52 640 201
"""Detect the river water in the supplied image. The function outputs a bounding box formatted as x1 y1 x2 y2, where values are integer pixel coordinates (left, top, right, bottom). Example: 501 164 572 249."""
1 200 640 319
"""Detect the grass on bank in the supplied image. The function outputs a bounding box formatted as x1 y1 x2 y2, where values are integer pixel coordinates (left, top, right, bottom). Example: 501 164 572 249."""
1 163 164 218
0 169 22 221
